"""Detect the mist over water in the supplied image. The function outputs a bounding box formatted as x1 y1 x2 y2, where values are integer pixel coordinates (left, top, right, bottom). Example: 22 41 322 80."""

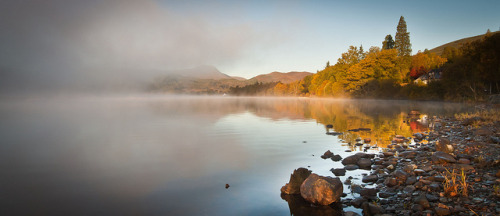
0 95 472 215
0 0 257 94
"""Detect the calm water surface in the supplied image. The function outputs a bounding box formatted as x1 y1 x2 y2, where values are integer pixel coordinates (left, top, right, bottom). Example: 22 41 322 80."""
0 95 472 215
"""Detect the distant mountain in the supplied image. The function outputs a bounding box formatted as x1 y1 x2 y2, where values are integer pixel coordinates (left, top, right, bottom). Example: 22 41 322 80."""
149 67 313 94
428 31 497 56
231 76 247 81
249 72 313 84
169 65 233 80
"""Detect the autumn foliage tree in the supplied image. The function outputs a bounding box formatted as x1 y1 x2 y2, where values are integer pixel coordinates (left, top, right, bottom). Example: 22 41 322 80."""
410 51 447 79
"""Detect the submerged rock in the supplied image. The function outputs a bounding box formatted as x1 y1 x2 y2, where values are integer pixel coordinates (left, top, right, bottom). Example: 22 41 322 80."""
300 174 343 205
281 168 312 194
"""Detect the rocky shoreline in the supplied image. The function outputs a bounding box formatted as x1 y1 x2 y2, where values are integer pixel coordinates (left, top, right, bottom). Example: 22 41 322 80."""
282 110 500 216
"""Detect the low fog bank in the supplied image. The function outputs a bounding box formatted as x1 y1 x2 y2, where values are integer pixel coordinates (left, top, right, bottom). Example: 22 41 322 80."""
0 0 256 94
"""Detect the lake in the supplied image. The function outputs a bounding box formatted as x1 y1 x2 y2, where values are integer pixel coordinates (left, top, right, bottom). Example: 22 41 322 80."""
0 95 472 215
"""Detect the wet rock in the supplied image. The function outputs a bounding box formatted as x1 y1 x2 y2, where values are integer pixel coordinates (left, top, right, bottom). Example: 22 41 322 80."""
425 194 439 202
378 191 395 198
382 152 394 157
350 197 366 208
414 133 424 140
384 178 398 187
436 138 454 153
321 150 334 159
435 207 451 216
403 185 415 193
344 164 359 170
330 168 346 176
344 211 361 216
403 164 417 173
412 204 424 212
362 175 378 183
431 151 457 164
331 154 342 161
454 164 474 171
399 151 417 158
414 168 425 175
362 202 385 215
429 183 441 191
342 155 361 165
414 195 430 209
393 169 409 182
281 168 312 194
355 152 375 158
457 158 470 164
350 184 362 194
491 136 500 144
300 174 343 205
405 176 417 185
357 158 372 169
360 188 378 199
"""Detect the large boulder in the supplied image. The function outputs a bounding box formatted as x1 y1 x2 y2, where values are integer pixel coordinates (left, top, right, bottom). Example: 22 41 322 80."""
300 174 343 205
281 168 312 194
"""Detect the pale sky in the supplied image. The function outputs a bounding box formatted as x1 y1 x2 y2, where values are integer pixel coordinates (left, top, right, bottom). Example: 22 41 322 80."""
0 0 499 92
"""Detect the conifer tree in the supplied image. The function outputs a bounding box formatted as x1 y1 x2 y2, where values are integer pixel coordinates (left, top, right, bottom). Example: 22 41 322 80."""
394 16 412 56
382 34 395 50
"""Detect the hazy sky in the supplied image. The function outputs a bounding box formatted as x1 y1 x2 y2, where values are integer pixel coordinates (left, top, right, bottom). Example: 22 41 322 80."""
0 0 499 92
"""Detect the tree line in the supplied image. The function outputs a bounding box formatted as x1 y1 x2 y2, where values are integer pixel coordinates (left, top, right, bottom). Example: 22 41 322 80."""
230 16 500 102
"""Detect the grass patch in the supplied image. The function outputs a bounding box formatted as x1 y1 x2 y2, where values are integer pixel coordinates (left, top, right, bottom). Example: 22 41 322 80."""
442 168 471 197
455 109 500 126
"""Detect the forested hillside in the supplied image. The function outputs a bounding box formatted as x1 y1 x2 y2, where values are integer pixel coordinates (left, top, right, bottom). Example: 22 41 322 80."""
237 17 499 102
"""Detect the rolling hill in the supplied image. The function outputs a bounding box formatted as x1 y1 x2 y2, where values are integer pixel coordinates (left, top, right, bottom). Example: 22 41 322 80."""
428 31 497 55
248 72 313 84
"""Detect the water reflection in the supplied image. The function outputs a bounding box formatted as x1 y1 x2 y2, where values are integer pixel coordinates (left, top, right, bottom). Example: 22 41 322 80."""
0 95 472 215
281 194 343 216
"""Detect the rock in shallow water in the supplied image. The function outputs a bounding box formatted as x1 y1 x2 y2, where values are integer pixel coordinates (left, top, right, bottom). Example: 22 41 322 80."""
357 158 372 169
300 174 343 205
280 168 312 194
330 168 346 176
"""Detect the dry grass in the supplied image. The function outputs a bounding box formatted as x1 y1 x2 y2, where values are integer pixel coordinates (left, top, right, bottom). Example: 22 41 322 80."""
455 109 500 126
442 168 470 197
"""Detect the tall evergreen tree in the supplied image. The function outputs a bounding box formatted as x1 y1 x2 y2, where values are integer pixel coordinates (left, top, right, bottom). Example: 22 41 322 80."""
382 34 395 50
394 16 412 56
